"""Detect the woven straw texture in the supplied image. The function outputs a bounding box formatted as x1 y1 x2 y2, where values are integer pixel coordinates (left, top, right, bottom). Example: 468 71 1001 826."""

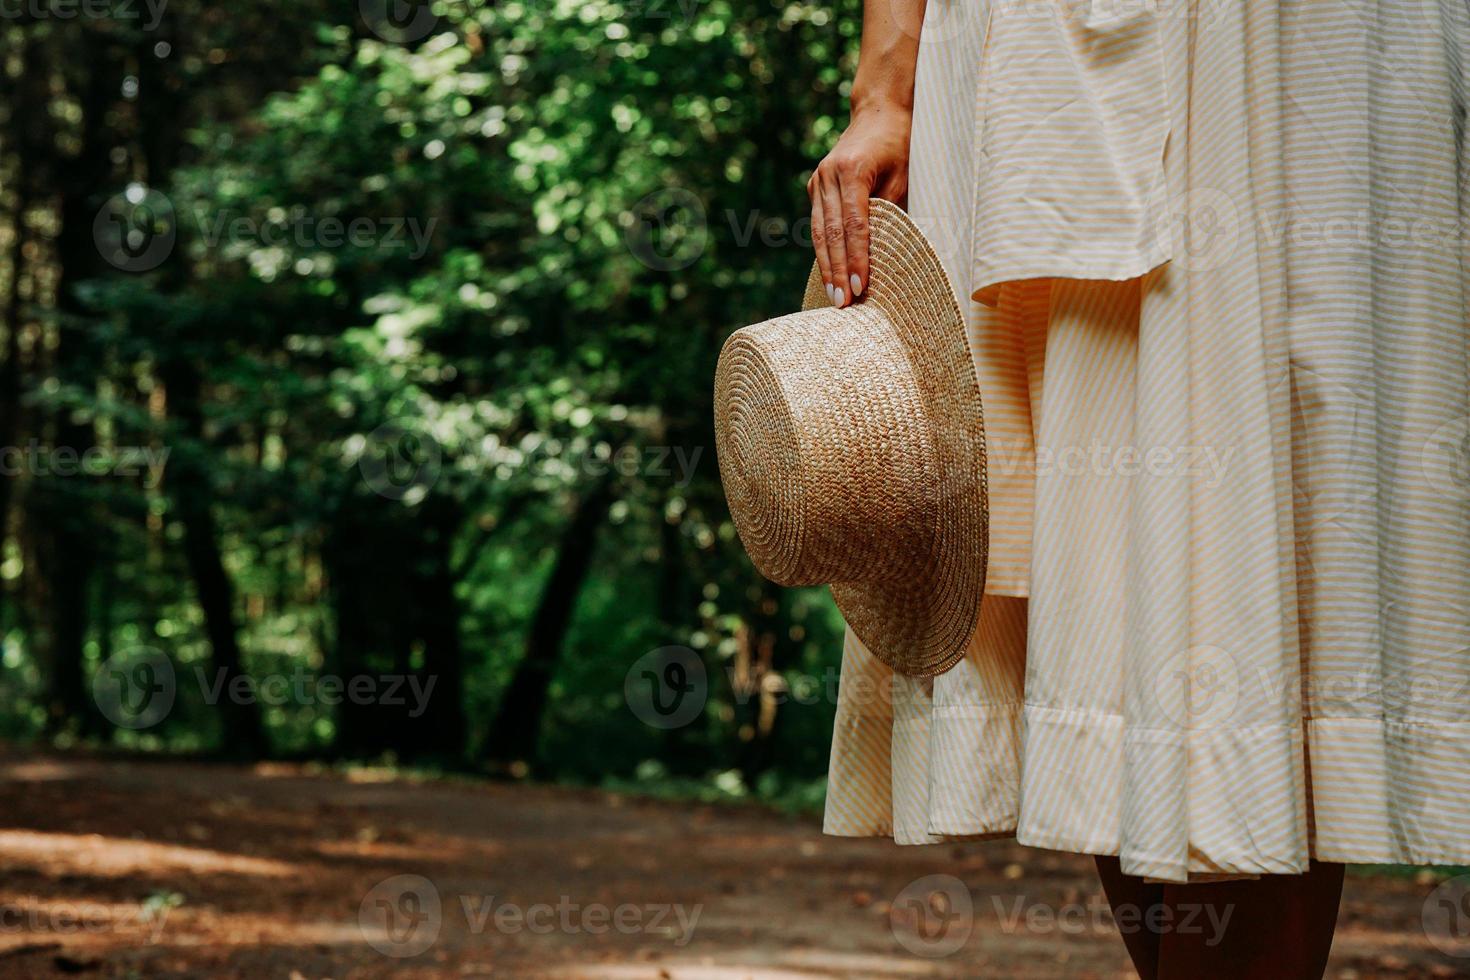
714 199 988 677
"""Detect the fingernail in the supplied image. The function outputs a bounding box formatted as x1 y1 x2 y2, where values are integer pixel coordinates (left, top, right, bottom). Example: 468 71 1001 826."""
850 273 863 298
824 282 834 303
833 287 845 307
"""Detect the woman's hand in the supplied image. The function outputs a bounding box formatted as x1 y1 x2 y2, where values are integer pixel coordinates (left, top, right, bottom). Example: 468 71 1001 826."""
807 104 912 307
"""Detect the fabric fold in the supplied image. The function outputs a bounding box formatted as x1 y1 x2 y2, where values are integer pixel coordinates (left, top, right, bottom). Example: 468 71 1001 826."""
970 0 1174 304
825 0 1470 883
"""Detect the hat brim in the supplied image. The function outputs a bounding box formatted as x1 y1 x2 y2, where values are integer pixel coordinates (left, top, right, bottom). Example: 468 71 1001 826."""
802 199 989 677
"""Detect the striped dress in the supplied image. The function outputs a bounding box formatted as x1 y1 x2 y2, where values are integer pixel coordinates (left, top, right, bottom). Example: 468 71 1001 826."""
823 0 1470 882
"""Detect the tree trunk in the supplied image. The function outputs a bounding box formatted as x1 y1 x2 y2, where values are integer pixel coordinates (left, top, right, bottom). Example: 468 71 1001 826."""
140 17 266 757
36 33 118 736
160 359 268 757
324 492 417 759
484 478 615 771
657 500 704 774
404 495 467 762
735 580 786 784
0 147 30 639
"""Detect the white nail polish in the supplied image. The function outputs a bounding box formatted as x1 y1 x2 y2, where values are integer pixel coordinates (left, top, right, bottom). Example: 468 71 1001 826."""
824 282 834 303
834 287 845 307
850 273 863 297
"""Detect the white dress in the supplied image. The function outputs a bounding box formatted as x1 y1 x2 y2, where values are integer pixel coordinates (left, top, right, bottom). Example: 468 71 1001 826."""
822 0 1470 882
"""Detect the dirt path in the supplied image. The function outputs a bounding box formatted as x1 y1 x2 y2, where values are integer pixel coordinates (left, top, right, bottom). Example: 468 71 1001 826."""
0 749 1460 978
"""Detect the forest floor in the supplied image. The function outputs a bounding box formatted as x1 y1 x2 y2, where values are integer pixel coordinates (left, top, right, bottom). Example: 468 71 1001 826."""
0 747 1462 979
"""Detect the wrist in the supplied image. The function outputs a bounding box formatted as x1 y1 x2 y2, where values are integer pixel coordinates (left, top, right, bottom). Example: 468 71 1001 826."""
849 91 913 122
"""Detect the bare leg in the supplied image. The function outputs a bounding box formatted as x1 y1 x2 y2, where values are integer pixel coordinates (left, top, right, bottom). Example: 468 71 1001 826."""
1157 861 1345 979
1095 855 1165 980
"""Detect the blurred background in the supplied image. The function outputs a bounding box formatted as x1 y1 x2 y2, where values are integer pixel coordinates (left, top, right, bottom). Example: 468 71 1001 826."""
0 0 855 795
0 3 1464 977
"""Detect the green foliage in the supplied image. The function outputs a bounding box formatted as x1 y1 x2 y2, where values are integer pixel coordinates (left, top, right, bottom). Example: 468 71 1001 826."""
0 0 862 790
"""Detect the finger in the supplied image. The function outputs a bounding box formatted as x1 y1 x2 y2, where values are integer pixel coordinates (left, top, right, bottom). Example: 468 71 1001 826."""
809 177 835 305
840 184 871 301
820 176 850 307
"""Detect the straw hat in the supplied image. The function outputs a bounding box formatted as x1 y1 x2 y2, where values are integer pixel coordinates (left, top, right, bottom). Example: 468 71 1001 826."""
714 198 988 677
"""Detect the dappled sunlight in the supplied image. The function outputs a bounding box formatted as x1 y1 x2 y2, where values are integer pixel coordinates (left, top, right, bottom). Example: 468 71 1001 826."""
0 759 97 784
572 956 953 979
249 762 434 786
0 754 1445 976
0 830 299 879
0 891 173 951
0 896 393 954
312 836 501 864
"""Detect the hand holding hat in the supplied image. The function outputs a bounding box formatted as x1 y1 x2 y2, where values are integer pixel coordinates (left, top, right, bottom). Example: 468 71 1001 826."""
714 199 989 677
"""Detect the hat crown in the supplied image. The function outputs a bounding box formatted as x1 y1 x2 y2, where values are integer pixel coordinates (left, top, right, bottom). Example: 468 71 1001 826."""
713 198 988 678
715 305 938 588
